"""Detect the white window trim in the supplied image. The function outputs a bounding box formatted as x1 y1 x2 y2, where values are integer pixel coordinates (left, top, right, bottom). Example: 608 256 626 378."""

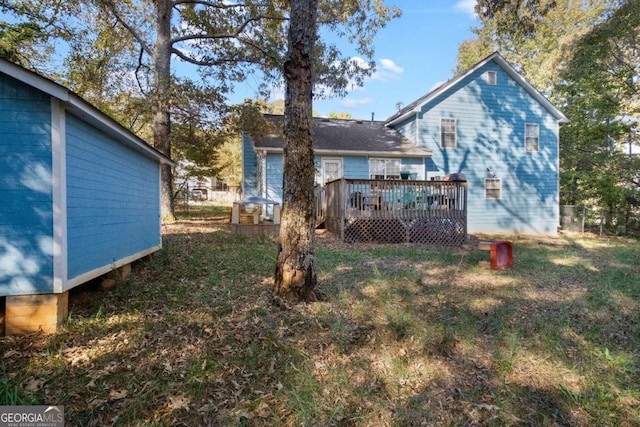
487 71 497 85
440 118 457 149
321 157 343 185
485 178 502 200
369 158 401 180
525 123 540 152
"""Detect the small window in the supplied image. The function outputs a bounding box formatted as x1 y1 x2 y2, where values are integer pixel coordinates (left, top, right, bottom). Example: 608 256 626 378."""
525 123 539 152
485 178 501 199
440 118 457 149
486 71 497 85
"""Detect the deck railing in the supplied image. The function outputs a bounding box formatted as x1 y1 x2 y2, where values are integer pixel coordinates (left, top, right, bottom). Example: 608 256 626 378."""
321 178 468 245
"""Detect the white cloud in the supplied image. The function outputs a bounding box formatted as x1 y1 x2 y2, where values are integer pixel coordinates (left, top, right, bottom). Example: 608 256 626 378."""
341 97 375 108
370 58 404 82
380 59 404 74
454 0 477 18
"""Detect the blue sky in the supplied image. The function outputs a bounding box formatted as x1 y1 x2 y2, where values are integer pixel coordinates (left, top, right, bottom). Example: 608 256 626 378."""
235 0 480 121
2 1 478 122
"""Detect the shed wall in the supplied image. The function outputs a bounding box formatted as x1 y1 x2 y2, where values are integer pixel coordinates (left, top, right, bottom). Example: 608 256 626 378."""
65 114 161 282
0 74 54 295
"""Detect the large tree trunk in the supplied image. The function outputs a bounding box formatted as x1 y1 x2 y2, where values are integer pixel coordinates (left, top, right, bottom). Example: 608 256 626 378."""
273 0 319 302
153 0 175 222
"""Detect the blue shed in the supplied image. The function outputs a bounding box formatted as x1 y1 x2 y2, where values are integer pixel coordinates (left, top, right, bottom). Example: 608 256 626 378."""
0 59 171 334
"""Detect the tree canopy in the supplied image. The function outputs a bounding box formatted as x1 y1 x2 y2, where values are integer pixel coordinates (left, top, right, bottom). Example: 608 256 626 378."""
2 0 399 220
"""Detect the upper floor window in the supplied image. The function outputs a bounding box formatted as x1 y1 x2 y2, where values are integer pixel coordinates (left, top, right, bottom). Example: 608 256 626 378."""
369 158 401 180
525 123 540 152
486 71 497 85
440 118 457 149
485 178 502 199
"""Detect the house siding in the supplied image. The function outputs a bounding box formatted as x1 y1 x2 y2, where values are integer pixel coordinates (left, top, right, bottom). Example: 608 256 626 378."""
0 74 54 295
394 117 417 145
65 114 161 280
265 153 282 202
414 61 559 234
242 133 258 196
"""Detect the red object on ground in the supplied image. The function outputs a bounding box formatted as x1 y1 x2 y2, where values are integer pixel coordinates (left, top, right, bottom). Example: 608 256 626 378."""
490 241 513 270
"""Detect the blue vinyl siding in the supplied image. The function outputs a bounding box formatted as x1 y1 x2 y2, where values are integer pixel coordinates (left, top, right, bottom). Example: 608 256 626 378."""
394 117 417 144
265 154 283 203
242 133 258 196
414 61 559 234
343 156 369 179
0 74 54 295
66 114 160 280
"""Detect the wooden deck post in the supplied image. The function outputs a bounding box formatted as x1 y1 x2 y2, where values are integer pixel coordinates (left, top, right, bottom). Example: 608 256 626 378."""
5 292 69 335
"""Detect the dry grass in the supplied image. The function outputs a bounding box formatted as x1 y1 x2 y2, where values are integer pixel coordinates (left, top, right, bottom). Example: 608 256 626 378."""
1 208 639 426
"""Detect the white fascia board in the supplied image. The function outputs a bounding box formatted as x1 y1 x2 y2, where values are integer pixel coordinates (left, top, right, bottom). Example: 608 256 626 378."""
0 60 70 101
260 148 432 157
386 52 569 126
65 96 174 165
492 55 570 124
1 58 173 166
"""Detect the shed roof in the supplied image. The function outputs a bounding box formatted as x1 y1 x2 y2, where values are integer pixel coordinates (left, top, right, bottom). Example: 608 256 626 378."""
385 51 570 126
0 58 172 165
254 114 431 157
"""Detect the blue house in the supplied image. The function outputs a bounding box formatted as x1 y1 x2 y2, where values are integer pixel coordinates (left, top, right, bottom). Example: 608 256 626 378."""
0 59 171 334
243 53 568 238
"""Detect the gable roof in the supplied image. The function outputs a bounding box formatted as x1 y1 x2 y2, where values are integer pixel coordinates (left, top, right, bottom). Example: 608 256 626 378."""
385 51 570 127
0 58 172 165
253 114 431 157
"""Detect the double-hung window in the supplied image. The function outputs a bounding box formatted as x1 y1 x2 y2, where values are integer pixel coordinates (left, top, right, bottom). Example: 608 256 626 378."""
441 118 457 149
485 178 501 199
525 123 539 152
369 158 401 180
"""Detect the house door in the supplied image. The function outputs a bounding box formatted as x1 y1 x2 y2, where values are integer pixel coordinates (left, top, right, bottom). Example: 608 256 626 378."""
322 158 343 185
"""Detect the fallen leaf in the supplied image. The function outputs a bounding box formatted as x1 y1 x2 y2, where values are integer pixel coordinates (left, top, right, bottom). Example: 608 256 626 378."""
109 389 128 401
23 378 44 391
169 394 190 412
3 350 20 359
256 401 271 418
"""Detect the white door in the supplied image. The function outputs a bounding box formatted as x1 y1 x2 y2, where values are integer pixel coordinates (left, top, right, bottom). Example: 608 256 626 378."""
322 158 343 185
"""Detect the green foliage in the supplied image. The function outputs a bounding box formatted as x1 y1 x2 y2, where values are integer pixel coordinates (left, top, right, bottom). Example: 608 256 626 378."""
557 0 640 232
0 20 45 64
328 111 353 119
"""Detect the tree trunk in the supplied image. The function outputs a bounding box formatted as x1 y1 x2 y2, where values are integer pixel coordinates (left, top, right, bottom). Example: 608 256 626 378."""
153 0 175 222
273 0 319 302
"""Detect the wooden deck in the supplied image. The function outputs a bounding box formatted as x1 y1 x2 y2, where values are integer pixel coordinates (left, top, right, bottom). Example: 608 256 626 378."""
317 178 468 245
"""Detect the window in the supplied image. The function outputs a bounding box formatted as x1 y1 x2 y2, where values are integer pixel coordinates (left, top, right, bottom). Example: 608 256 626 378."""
369 158 401 180
322 158 343 185
485 178 501 199
486 71 497 85
441 118 457 149
525 123 539 152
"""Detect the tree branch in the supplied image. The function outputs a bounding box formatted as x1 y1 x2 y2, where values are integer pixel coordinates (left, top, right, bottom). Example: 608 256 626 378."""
170 46 275 67
171 0 253 9
101 0 153 57
170 14 286 44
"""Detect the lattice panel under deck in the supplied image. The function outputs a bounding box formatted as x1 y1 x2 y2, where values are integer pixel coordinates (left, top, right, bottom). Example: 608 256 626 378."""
409 218 466 245
343 218 465 245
